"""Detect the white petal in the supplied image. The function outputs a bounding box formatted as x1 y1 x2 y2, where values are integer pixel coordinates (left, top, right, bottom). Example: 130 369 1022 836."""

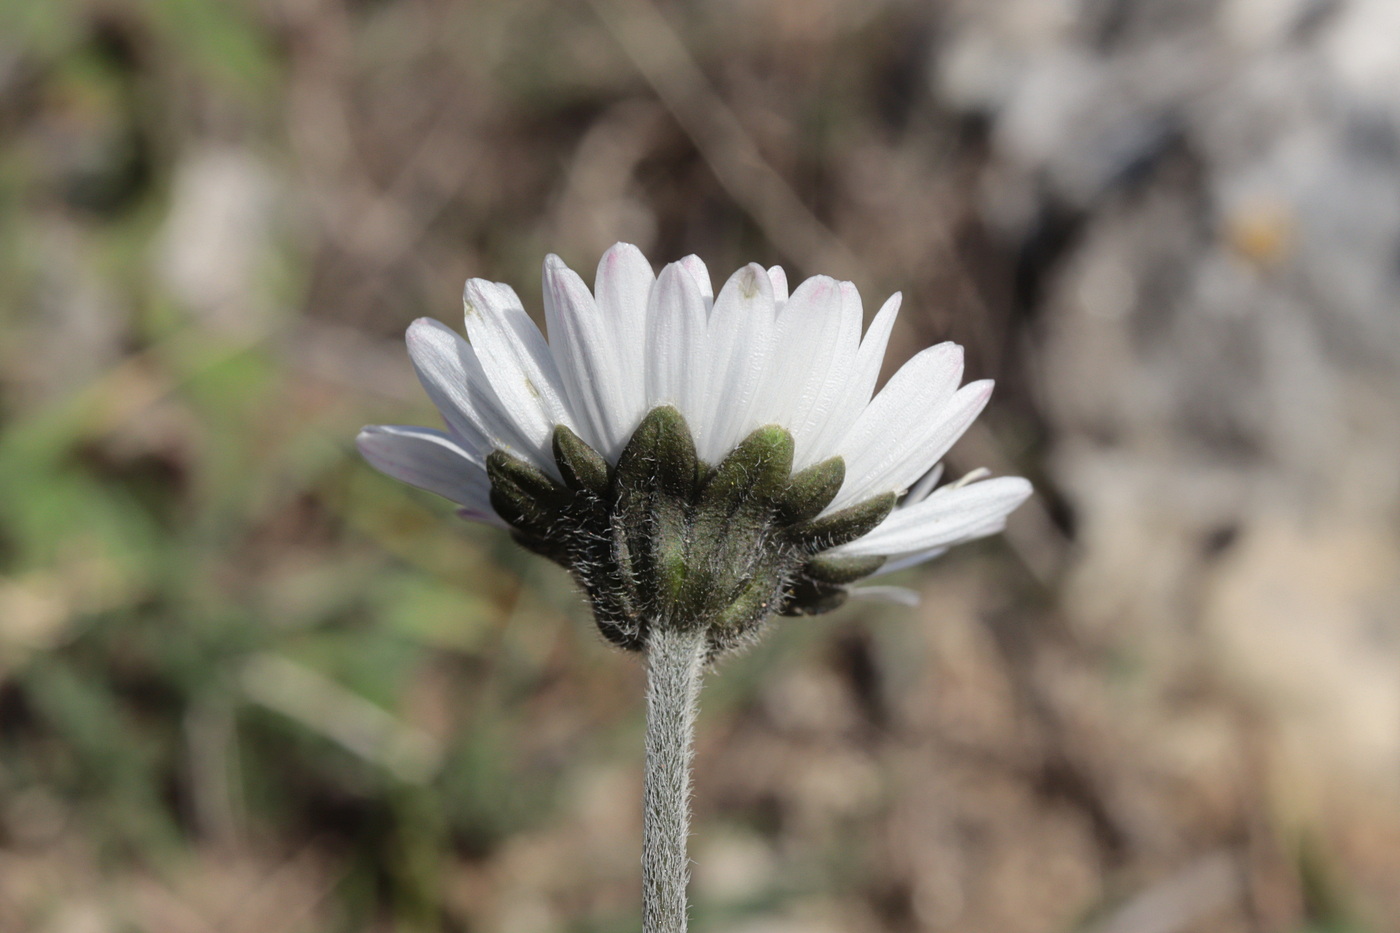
799 288 903 470
357 425 505 527
852 292 902 403
798 280 867 465
891 380 996 488
543 254 627 457
905 462 945 506
406 318 522 459
846 379 994 509
762 275 851 465
834 476 1031 557
694 263 777 462
872 546 948 575
679 254 713 303
831 343 967 507
848 585 920 606
947 467 991 490
594 242 655 448
462 278 576 469
645 261 710 433
767 265 789 305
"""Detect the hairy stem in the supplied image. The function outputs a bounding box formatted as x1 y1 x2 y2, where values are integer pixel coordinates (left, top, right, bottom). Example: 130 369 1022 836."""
642 626 706 933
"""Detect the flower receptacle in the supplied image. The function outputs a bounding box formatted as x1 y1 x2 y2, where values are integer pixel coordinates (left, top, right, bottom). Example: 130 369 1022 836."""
489 406 895 658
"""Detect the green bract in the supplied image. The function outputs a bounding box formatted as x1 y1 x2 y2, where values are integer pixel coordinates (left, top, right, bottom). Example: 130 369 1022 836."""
488 406 894 657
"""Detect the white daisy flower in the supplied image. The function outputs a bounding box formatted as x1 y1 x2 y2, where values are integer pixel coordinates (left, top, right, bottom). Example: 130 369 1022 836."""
359 243 1030 654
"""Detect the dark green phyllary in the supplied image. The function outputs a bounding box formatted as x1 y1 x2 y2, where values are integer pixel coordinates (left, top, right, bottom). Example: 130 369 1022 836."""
487 406 895 657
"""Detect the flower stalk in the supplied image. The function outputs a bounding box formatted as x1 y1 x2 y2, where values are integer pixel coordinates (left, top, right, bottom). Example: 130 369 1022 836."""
641 625 706 933
355 243 1036 929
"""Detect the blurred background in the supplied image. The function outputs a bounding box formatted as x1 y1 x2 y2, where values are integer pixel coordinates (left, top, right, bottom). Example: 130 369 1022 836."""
2 0 1399 930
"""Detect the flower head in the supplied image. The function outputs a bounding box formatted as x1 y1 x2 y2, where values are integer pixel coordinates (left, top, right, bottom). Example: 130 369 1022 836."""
359 244 1031 656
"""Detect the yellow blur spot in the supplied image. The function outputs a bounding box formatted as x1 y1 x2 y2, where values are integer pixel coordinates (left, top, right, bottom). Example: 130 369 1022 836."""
1226 199 1296 268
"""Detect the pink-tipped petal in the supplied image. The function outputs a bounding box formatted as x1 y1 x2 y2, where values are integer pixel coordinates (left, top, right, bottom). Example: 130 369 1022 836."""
593 243 656 450
645 261 710 431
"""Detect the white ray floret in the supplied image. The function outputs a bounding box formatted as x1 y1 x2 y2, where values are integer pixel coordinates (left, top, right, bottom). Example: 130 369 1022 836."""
359 243 1031 589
